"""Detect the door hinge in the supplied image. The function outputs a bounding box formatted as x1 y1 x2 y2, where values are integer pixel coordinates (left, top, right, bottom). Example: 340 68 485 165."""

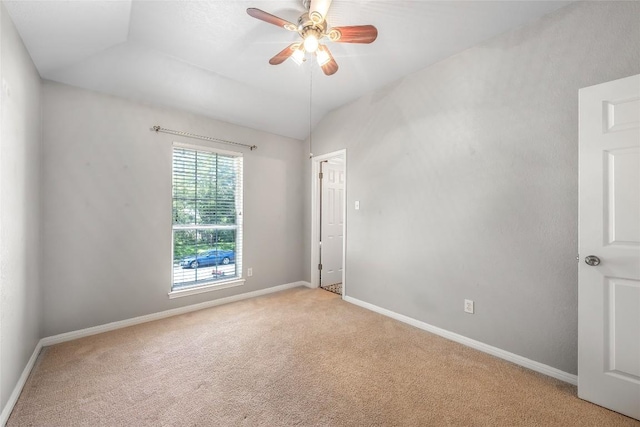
319 172 323 179
318 263 322 270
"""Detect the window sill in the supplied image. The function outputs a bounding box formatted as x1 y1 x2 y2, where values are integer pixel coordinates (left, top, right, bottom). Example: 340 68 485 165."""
168 278 245 299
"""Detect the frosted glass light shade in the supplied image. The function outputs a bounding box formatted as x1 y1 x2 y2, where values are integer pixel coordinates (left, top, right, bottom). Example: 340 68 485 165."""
291 48 305 65
316 49 330 66
303 34 319 53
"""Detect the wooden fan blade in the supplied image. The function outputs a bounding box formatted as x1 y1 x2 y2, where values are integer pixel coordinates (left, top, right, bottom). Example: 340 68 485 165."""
329 25 378 43
309 0 332 23
317 45 338 76
269 43 301 65
247 8 297 31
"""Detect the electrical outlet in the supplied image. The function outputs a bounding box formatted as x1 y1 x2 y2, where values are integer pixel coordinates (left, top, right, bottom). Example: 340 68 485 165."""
464 299 474 314
247 268 253 277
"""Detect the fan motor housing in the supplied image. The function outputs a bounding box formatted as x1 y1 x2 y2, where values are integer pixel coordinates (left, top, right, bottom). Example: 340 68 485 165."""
298 13 327 37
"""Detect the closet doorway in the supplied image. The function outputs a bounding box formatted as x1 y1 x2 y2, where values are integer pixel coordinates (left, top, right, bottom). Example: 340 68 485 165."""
311 150 346 296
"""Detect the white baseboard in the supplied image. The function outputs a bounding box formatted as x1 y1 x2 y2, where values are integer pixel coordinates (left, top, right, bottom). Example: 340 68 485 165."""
42 281 306 346
343 295 578 386
1 281 306 426
0 341 43 426
301 281 313 288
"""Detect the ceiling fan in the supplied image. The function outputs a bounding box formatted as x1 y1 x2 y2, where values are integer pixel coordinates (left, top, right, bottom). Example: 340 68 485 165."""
247 0 378 76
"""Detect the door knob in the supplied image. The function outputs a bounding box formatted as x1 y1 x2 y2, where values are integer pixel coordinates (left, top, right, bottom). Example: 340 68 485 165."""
585 255 601 266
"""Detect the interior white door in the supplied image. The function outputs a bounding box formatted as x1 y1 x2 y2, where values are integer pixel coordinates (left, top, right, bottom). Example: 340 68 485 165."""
320 160 344 287
578 74 640 420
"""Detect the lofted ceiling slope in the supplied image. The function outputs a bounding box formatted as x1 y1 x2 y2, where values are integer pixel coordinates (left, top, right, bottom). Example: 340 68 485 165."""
5 0 572 140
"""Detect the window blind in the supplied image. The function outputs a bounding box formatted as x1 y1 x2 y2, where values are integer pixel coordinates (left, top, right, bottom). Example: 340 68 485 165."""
171 145 243 290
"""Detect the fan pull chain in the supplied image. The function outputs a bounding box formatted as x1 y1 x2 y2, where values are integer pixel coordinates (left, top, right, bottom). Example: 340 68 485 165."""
309 64 313 159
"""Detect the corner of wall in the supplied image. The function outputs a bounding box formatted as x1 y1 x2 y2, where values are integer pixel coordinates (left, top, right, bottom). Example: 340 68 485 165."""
0 0 45 416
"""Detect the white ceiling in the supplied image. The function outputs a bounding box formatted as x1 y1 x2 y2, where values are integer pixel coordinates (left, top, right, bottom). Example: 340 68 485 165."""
5 0 572 140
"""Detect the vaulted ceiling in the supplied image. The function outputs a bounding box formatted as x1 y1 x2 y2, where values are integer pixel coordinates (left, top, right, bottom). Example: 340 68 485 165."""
5 0 572 140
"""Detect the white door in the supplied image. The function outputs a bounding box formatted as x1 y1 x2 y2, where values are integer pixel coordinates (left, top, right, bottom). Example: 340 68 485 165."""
578 74 640 420
320 160 344 287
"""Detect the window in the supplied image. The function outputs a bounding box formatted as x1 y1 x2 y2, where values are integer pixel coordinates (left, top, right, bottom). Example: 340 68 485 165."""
171 144 243 294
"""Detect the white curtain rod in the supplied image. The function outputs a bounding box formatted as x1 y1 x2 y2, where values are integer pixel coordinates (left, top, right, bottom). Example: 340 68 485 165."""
151 126 257 151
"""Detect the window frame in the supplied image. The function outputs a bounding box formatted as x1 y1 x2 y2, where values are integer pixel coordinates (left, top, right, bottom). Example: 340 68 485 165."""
168 141 244 299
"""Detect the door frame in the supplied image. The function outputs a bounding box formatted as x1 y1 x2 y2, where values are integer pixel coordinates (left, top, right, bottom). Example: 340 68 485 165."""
310 149 347 297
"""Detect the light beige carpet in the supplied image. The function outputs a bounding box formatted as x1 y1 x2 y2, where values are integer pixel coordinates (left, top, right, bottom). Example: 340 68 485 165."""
8 287 639 426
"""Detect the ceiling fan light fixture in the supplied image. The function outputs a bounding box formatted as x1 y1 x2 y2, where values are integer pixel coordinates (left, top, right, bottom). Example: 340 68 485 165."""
315 48 330 66
247 2 378 76
291 46 306 65
303 33 319 53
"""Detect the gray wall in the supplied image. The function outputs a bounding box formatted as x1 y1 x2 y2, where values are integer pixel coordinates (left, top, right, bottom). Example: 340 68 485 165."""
41 81 305 336
306 1 640 375
0 2 42 412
